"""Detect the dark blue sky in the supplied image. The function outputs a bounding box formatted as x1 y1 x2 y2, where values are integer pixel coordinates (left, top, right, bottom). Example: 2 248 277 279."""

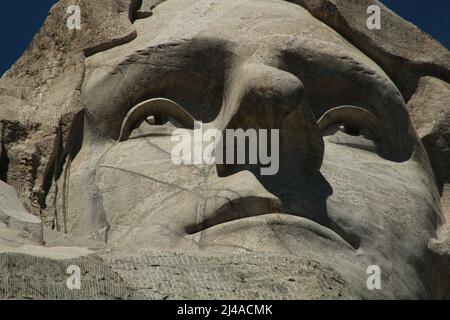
0 0 449 76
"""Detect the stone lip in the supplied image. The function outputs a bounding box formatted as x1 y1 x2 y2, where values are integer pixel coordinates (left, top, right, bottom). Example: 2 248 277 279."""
187 213 357 250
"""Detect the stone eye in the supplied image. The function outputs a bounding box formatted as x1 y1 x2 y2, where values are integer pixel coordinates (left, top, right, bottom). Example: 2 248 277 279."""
118 98 196 142
317 105 382 142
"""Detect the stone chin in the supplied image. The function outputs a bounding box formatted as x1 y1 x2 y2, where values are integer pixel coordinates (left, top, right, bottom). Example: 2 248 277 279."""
0 0 449 300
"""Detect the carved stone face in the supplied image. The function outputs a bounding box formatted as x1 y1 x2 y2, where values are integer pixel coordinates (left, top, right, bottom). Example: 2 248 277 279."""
58 0 442 298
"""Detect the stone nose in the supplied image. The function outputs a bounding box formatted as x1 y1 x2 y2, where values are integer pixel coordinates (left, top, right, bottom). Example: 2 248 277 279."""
221 63 324 175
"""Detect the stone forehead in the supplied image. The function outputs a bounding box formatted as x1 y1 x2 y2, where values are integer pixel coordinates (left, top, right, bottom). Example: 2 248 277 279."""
87 0 378 71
